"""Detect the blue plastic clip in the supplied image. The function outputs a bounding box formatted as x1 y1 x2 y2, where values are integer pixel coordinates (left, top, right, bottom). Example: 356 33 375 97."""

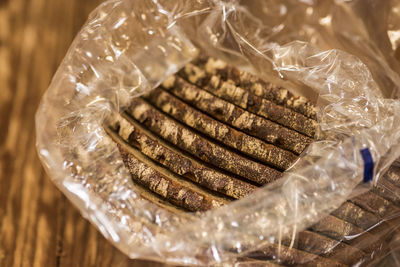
360 148 374 183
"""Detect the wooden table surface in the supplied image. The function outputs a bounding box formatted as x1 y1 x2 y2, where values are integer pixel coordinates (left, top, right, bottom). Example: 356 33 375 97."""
0 0 165 266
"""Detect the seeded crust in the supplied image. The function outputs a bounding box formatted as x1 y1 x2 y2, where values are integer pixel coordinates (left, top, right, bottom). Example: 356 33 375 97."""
144 88 297 170
162 75 312 155
347 187 400 252
310 215 368 243
384 165 400 186
179 62 317 138
372 175 400 207
126 97 282 185
309 214 390 255
281 230 365 265
193 57 317 120
117 114 257 199
117 144 228 212
350 190 400 219
331 201 382 230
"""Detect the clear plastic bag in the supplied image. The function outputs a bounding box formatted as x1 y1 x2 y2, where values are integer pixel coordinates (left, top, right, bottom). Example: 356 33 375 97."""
35 0 400 265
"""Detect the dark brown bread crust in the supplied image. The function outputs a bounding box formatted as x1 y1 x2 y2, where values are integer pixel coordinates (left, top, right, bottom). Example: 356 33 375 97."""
162 75 312 155
372 175 400 207
288 230 365 265
144 88 297 170
192 57 317 120
179 62 317 138
330 201 382 230
117 114 257 199
310 214 384 254
126 97 282 185
350 191 400 219
118 145 228 212
384 165 400 187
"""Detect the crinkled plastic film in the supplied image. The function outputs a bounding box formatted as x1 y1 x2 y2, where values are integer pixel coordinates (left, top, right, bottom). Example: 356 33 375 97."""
35 0 400 265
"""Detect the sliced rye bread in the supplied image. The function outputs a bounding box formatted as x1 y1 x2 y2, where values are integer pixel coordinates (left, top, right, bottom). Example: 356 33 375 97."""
105 56 398 266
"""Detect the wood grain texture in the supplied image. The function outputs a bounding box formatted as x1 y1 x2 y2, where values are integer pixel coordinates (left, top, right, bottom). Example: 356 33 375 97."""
0 0 165 266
